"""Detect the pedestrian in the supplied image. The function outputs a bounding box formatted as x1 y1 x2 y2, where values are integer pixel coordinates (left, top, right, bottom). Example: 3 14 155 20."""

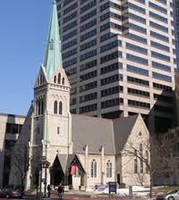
57 183 64 200
47 184 51 198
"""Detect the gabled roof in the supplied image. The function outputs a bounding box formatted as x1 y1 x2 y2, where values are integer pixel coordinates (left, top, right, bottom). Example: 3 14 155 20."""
71 114 139 155
72 114 115 155
34 65 47 88
55 154 85 173
56 154 68 173
113 115 138 154
66 154 85 173
43 0 62 79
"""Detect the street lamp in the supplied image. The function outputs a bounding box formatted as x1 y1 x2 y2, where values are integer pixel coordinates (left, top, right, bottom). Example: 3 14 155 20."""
42 156 50 198
37 163 42 197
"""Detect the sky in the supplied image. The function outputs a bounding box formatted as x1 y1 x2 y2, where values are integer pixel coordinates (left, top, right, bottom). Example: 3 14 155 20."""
0 0 52 115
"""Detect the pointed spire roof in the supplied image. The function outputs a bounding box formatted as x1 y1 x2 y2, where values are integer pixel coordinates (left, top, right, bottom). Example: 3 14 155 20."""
43 0 62 79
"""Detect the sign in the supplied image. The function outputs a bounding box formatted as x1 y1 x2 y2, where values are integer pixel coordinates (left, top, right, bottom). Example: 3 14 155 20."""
95 184 107 191
108 182 117 194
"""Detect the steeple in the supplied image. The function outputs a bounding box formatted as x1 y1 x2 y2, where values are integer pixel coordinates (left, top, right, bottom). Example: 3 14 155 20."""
43 0 62 79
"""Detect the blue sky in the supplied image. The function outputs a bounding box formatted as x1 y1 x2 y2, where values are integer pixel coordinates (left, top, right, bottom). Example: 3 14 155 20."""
0 1 52 115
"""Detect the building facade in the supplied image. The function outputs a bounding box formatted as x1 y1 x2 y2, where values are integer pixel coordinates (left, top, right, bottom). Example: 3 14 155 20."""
174 0 179 69
9 1 150 191
0 113 25 187
152 72 179 185
57 0 176 134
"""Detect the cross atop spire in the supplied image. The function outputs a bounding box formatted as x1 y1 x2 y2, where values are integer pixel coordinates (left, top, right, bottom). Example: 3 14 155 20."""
43 0 62 79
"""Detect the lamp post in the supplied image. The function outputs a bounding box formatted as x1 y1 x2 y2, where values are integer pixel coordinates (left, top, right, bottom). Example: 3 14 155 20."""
37 163 42 197
42 156 50 198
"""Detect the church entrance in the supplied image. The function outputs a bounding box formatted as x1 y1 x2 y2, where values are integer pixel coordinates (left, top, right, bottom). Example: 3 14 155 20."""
50 157 64 186
51 154 86 190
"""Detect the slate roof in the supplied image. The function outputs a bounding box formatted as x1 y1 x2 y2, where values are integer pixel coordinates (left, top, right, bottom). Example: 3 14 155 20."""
71 114 139 155
113 115 138 154
72 114 115 155
56 154 68 173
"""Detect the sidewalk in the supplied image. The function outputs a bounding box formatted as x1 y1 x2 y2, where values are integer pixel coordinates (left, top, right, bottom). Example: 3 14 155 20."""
24 189 92 199
24 189 150 200
24 189 120 199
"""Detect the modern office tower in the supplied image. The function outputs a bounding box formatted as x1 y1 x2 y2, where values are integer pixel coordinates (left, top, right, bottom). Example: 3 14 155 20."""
56 0 176 134
174 0 179 68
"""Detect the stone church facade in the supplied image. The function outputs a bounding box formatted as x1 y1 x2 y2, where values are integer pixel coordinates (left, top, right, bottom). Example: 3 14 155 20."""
9 1 150 191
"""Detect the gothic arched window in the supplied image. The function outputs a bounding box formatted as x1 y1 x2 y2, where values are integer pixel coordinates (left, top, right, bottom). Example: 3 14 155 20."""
36 100 40 115
139 144 143 173
145 150 149 174
62 77 65 85
54 101 58 114
57 126 60 134
59 101 62 114
40 74 43 85
38 101 41 115
91 159 97 178
54 75 57 83
41 100 44 114
58 73 61 84
134 149 138 173
106 160 112 178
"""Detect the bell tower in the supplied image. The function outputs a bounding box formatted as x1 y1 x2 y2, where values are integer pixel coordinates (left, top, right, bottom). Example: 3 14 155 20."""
9 0 73 191
28 0 73 189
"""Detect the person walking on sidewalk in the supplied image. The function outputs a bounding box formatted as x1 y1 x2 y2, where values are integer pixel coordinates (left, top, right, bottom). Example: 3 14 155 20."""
47 184 51 198
57 183 64 200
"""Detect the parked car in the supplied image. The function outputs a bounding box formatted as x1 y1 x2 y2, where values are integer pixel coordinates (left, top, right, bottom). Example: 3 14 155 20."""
156 189 179 200
0 186 24 198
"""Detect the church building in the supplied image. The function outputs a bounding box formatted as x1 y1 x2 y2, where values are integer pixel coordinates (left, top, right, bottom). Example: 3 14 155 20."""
9 1 150 191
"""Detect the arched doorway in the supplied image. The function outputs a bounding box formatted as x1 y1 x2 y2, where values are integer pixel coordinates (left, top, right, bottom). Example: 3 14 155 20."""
68 156 86 190
50 154 86 190
50 157 64 186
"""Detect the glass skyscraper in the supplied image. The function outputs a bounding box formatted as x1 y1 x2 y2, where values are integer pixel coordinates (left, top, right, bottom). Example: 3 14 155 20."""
174 0 179 68
56 0 176 134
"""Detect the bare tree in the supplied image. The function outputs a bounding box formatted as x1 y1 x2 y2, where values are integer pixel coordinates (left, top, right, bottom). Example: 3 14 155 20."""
9 143 42 188
7 144 29 187
155 133 179 186
122 134 174 198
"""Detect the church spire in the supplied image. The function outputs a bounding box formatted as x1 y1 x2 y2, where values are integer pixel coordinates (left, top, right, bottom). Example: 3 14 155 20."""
43 0 62 79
